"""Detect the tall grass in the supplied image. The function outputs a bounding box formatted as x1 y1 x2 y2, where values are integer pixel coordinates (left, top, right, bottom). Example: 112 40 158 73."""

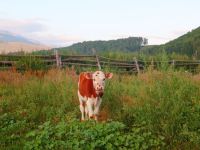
0 68 200 149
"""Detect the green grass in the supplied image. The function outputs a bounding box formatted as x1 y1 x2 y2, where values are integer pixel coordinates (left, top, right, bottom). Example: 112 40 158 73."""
0 68 200 149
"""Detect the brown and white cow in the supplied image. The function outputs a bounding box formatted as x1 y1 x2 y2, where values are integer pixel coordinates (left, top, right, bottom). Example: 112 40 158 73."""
78 71 113 121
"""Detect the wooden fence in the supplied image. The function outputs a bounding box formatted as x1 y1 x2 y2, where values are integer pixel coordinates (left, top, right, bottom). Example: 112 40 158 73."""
0 53 200 73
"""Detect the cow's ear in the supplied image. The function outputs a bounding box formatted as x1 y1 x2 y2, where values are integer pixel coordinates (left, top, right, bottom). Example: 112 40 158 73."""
105 73 113 79
85 72 93 79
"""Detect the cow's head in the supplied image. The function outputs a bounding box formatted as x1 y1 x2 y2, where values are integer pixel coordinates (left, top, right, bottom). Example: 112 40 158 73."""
85 71 113 96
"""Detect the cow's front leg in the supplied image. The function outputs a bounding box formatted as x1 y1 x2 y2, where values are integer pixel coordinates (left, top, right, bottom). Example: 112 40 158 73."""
94 98 102 121
84 105 89 120
79 103 85 121
86 98 94 119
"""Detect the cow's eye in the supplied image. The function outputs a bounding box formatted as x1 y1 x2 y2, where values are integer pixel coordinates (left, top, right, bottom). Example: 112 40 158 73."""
103 78 105 81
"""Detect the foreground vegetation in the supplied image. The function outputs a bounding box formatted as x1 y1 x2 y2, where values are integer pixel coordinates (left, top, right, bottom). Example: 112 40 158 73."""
0 67 200 149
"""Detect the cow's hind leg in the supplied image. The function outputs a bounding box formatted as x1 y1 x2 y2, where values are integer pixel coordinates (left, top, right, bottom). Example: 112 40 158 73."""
79 102 85 121
78 91 85 121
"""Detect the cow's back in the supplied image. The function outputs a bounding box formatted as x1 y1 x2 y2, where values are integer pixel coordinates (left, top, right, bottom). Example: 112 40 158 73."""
78 73 96 98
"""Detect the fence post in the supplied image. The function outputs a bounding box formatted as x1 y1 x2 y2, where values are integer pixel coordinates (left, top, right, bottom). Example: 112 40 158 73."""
151 59 154 69
55 49 61 68
134 57 140 74
96 55 101 70
148 59 154 71
92 48 101 70
172 60 175 68
59 55 62 67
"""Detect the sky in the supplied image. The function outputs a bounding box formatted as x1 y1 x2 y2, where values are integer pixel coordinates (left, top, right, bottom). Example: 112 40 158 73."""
0 0 199 46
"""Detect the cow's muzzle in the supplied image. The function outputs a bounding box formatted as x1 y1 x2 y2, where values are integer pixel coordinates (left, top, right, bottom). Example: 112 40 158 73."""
96 90 104 97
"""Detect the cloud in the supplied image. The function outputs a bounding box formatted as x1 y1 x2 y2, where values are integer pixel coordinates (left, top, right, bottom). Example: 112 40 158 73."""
0 18 83 46
0 18 47 34
31 32 83 46
0 11 8 17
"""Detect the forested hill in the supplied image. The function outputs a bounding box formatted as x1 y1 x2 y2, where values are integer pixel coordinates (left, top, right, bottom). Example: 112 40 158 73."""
142 26 200 57
164 26 200 56
58 37 148 54
32 26 200 58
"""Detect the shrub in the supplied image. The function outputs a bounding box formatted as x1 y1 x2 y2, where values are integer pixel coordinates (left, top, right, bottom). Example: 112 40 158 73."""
16 56 46 71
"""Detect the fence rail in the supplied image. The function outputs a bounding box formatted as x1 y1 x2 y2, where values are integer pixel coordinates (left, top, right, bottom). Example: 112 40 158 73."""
0 53 200 73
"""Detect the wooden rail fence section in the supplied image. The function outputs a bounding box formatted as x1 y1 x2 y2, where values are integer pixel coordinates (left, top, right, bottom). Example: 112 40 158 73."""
0 54 200 73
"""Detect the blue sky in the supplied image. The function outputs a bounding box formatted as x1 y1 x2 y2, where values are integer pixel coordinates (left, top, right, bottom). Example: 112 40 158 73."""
0 0 199 46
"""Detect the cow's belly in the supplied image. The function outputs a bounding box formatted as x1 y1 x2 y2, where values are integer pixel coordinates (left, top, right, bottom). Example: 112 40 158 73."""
78 90 98 105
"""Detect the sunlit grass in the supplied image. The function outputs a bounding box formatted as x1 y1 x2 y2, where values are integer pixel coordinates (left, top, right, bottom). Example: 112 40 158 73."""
0 68 200 149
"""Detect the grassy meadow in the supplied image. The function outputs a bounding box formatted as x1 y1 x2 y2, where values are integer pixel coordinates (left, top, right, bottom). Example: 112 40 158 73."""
0 67 200 149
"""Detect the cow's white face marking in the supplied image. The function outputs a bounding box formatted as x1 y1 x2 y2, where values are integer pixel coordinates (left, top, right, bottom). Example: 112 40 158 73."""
92 71 106 95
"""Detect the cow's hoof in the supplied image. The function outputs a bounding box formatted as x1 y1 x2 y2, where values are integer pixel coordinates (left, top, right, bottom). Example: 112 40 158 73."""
89 115 95 119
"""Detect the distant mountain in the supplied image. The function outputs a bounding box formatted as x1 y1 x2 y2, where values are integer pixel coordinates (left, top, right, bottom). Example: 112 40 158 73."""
141 26 200 57
57 37 148 54
0 31 36 44
0 42 51 54
0 31 50 54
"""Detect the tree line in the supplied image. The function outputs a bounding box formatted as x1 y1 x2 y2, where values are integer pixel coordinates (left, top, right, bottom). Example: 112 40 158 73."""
58 37 148 54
